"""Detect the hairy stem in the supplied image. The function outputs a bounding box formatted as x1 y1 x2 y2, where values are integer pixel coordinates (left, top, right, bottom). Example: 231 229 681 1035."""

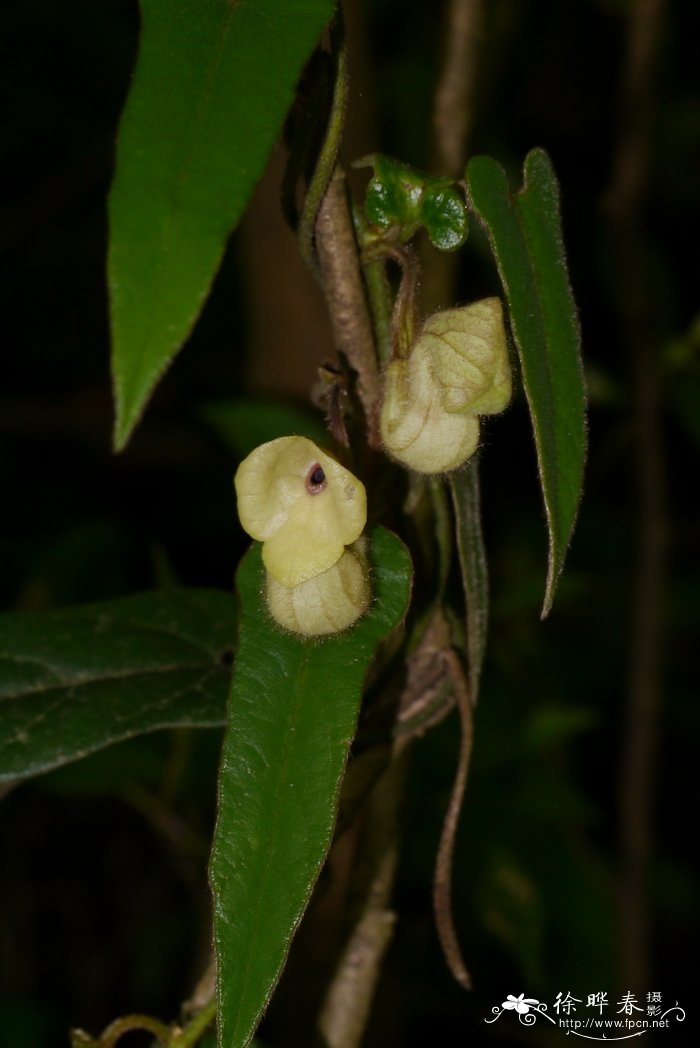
298 16 349 277
450 462 488 703
422 0 486 989
429 476 453 601
171 997 217 1048
73 1014 172 1048
316 169 381 446
353 207 393 366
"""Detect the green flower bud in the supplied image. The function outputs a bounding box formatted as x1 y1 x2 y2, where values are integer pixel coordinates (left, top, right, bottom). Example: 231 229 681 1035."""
265 543 371 637
380 297 511 474
234 437 367 587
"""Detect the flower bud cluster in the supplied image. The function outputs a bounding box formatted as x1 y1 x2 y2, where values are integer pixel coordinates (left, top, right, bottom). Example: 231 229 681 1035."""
235 437 371 636
380 298 511 474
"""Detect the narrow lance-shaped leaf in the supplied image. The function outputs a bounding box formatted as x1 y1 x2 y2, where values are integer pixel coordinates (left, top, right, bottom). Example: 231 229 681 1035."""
466 149 586 615
109 0 334 450
449 460 488 701
210 528 412 1048
0 589 235 785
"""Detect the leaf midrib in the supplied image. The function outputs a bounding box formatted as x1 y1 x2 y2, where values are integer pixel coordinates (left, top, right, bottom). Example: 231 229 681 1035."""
227 645 311 1045
0 658 228 703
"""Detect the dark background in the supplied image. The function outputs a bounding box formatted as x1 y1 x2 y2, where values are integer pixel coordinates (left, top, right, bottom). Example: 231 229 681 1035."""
1 0 698 1044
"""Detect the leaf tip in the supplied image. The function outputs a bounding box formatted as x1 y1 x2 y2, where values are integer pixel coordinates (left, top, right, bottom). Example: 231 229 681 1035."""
540 590 554 621
112 385 146 453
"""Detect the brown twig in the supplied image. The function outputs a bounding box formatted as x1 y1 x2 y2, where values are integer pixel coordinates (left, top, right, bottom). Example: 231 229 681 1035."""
317 610 468 1048
422 0 485 989
431 0 485 179
316 3 485 1034
432 649 474 990
315 169 382 446
424 0 485 315
317 751 408 1048
297 15 349 277
395 611 473 988
604 0 668 992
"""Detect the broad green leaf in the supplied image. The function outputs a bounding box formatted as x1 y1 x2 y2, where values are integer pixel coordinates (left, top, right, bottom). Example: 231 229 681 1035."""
466 149 586 615
109 0 334 450
210 528 412 1048
0 589 234 785
449 461 488 701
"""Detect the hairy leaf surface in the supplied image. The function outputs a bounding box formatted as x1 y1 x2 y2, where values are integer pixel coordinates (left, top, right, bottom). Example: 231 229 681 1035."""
450 462 488 700
210 528 412 1048
467 149 586 614
0 589 234 784
109 0 334 449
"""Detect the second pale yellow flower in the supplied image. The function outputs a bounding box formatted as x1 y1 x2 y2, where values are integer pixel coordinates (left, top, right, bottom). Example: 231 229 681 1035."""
380 297 511 474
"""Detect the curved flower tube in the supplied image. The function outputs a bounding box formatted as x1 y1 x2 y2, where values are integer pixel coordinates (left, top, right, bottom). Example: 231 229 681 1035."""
380 297 511 474
380 343 481 474
265 542 371 637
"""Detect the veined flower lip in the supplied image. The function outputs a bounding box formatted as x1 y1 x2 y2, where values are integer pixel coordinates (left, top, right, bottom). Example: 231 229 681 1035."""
265 542 371 636
379 298 511 475
234 436 367 587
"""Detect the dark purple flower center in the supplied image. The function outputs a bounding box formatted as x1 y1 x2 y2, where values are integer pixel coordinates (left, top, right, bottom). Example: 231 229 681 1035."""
306 464 327 494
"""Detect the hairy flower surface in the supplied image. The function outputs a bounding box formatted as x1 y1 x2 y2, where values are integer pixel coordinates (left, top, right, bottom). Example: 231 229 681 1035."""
235 436 367 587
380 297 511 474
265 543 371 637
426 299 511 414
381 346 481 473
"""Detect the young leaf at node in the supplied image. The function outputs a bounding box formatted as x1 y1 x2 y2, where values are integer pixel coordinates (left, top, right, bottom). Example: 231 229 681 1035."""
421 180 469 251
360 155 467 251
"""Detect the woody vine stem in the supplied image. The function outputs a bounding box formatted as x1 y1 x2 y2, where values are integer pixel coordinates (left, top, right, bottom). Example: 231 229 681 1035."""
299 3 486 1045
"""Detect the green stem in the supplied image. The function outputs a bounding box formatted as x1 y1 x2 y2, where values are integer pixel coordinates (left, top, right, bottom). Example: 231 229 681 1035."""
383 245 420 359
360 241 420 360
352 208 393 366
171 996 217 1048
429 476 452 601
85 1014 172 1048
449 462 488 702
298 15 349 276
364 258 393 365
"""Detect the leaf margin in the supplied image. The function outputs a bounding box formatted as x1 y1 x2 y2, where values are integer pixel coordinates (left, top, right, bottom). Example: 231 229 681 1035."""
466 147 586 616
108 0 335 451
209 526 413 1048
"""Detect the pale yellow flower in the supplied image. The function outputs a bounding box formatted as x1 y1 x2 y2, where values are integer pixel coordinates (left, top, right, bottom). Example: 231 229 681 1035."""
265 542 371 637
380 297 511 474
235 436 367 588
